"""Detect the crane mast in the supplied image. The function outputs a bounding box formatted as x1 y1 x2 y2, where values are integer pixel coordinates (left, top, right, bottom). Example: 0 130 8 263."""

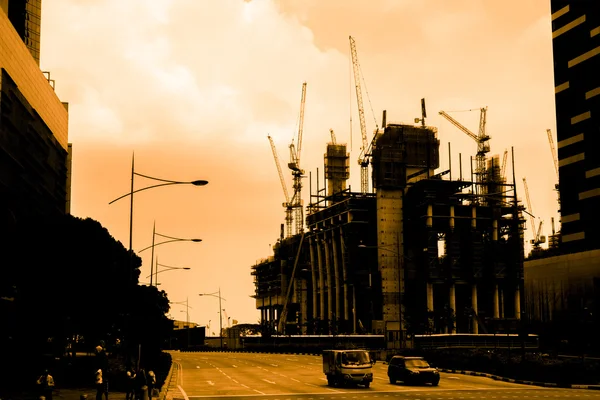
288 82 307 235
329 128 337 144
349 36 370 194
523 177 545 250
268 135 293 237
547 128 559 179
439 108 490 202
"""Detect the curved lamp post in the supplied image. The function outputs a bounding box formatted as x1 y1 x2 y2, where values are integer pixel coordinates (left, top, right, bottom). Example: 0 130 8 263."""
108 153 208 283
138 221 201 286
148 261 191 287
199 289 226 350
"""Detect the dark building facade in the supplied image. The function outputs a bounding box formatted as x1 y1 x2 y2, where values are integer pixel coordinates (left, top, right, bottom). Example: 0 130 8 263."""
1 3 70 225
0 0 42 65
551 0 600 252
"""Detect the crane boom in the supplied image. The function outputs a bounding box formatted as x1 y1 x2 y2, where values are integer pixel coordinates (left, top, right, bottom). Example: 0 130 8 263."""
330 128 336 144
349 36 370 194
501 149 508 178
547 128 559 179
522 177 538 240
289 82 307 172
439 111 478 141
268 135 293 237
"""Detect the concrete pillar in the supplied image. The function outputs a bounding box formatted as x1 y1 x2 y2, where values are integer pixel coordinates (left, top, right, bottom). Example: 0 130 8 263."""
449 284 456 334
316 236 325 319
309 238 318 320
340 228 349 322
449 205 455 231
427 283 434 312
493 284 500 318
472 284 478 334
500 289 505 318
332 230 341 323
492 219 498 241
324 239 333 324
471 206 477 229
426 204 433 228
515 286 521 319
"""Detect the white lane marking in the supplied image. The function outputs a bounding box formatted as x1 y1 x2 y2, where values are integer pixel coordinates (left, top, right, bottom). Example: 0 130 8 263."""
262 379 276 384
232 365 238 368
270 364 279 367
196 366 200 369
375 377 387 380
447 376 460 380
177 385 189 400
291 378 300 382
241 384 249 388
232 379 239 384
206 381 214 386
253 389 265 394
286 358 296 361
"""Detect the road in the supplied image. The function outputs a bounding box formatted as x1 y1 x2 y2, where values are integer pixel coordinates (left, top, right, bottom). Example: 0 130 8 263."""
166 351 600 400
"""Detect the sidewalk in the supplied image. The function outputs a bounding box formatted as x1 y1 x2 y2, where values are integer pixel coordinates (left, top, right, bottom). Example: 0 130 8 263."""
0 388 127 400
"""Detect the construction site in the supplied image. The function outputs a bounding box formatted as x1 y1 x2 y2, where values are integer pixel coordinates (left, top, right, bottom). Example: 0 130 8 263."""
251 37 526 352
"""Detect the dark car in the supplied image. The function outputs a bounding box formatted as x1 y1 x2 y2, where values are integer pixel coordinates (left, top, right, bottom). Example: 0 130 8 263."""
387 356 440 386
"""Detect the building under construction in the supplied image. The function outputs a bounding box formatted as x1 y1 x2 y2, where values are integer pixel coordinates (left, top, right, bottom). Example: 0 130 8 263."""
252 115 525 352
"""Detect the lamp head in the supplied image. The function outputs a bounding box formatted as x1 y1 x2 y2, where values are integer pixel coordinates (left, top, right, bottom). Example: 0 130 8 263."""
191 180 209 186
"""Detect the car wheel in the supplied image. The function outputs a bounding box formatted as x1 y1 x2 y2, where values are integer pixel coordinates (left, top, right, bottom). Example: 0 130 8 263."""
432 379 440 387
364 382 370 388
389 377 396 384
327 377 334 387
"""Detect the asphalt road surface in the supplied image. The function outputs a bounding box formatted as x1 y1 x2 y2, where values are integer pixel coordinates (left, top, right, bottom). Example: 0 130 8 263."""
167 351 600 400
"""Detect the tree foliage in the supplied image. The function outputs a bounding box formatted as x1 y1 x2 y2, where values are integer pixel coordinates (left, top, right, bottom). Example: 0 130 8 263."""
1 214 171 360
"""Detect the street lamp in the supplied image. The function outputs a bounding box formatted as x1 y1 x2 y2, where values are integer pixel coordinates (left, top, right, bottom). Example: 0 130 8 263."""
199 288 226 350
172 298 193 349
138 221 201 286
148 261 191 287
108 153 208 282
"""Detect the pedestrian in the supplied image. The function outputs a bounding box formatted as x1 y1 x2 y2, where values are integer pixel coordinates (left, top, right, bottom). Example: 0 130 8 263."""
135 367 148 400
94 369 109 400
147 370 156 400
125 366 136 400
36 369 55 400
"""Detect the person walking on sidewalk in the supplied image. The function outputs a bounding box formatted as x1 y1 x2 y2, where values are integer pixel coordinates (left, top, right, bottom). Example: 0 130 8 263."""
36 369 55 400
95 369 109 400
125 367 137 400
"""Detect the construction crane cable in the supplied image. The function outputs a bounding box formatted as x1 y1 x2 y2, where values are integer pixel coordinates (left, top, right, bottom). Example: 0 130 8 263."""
358 59 379 131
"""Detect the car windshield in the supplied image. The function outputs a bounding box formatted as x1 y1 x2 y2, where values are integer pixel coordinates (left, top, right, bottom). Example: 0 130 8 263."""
342 352 370 365
406 359 430 368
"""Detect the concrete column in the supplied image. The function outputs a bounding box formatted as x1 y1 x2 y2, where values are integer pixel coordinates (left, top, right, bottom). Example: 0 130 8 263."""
332 230 341 323
324 239 334 324
472 284 479 334
492 219 498 241
449 284 456 334
500 288 505 318
493 284 500 318
449 205 455 231
309 238 318 320
427 204 433 228
471 206 477 229
515 286 521 319
340 229 349 322
316 236 325 319
427 283 434 312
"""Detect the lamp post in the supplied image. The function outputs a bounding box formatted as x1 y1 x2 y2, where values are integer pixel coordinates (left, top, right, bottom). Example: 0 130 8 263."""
199 288 226 350
149 261 191 287
172 298 193 349
138 223 201 287
108 153 208 282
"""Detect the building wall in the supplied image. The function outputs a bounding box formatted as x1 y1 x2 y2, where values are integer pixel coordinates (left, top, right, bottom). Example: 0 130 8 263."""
0 9 68 148
0 7 69 221
524 249 600 321
551 0 600 251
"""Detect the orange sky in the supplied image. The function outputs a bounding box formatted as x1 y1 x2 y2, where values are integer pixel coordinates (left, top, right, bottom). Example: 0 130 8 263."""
39 0 558 328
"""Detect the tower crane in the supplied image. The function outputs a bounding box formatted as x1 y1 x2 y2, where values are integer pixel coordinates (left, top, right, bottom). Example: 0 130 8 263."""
288 82 307 235
268 135 293 237
329 128 337 144
547 129 559 179
501 149 508 179
439 108 490 201
350 36 371 194
523 177 546 251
